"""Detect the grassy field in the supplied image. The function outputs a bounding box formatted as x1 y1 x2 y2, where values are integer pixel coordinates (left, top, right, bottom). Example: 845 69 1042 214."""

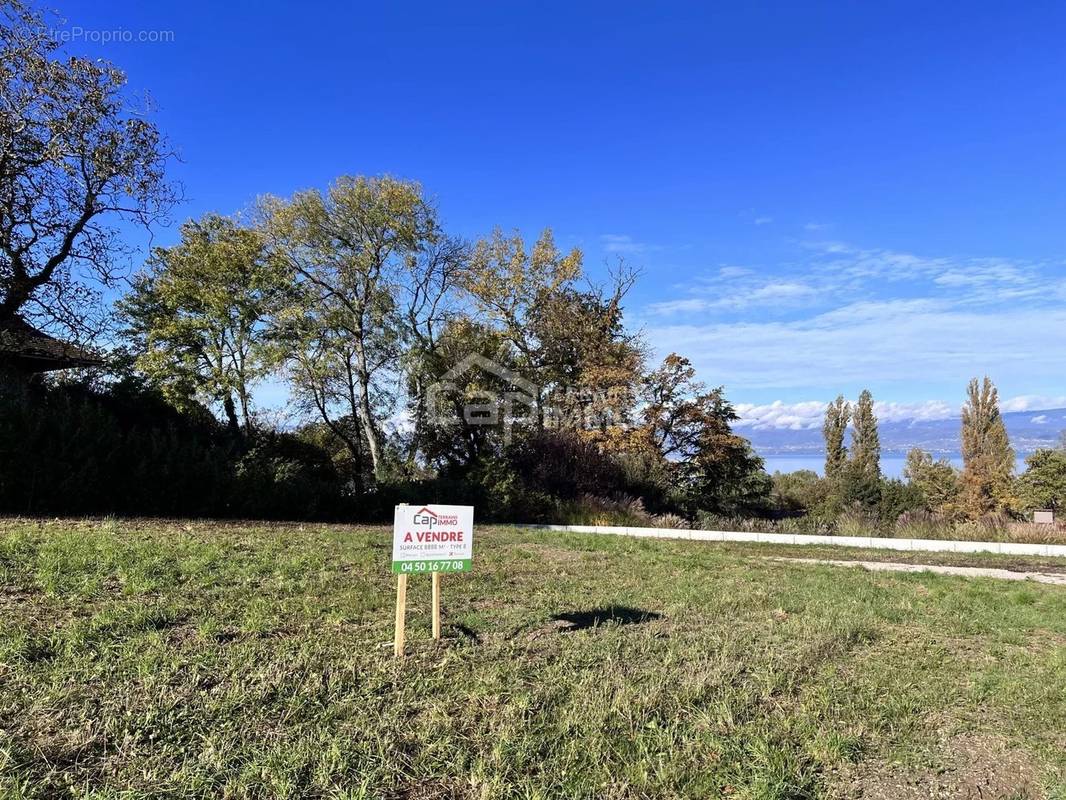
0 520 1064 799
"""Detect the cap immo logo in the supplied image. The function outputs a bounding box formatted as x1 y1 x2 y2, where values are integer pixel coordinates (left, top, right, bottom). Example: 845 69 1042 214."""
413 507 459 526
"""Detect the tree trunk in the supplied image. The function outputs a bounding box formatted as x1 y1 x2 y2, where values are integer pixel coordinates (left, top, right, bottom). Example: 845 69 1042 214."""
358 380 384 480
222 394 242 440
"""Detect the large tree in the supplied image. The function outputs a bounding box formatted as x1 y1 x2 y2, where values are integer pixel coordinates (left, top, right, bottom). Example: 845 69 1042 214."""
262 176 444 481
462 227 644 433
904 448 960 516
0 1 174 337
461 227 581 420
850 389 880 480
960 376 1016 517
822 395 851 481
532 279 644 436
1017 449 1066 513
119 214 283 435
641 353 769 515
843 389 882 509
396 234 468 471
417 317 518 468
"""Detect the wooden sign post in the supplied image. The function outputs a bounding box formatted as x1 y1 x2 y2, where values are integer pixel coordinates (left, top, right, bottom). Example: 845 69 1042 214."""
393 573 407 657
431 571 442 640
391 504 474 656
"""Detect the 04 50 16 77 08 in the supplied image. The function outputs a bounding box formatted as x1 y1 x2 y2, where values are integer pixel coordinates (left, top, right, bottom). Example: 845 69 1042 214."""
392 559 471 574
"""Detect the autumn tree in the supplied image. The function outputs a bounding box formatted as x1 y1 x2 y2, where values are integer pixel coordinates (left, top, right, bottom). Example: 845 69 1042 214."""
822 395 851 480
641 354 769 515
460 227 581 417
460 228 645 436
532 277 645 437
960 376 1016 517
119 214 282 435
0 1 174 337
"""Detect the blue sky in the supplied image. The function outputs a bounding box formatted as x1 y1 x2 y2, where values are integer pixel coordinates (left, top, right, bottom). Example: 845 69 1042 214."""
55 0 1066 428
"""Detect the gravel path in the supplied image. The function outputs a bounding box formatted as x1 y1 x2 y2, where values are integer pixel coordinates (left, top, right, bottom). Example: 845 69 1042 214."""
771 557 1066 586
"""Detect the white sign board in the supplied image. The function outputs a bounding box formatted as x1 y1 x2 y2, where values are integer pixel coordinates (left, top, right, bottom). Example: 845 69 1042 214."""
392 504 474 574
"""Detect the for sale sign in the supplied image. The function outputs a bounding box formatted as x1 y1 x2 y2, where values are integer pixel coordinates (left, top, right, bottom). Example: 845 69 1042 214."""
392 504 474 574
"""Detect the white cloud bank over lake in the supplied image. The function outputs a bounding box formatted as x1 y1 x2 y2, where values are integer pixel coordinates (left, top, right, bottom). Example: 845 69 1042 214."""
639 239 1066 403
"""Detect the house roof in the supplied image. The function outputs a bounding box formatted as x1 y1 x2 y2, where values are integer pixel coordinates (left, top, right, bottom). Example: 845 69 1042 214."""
0 317 102 372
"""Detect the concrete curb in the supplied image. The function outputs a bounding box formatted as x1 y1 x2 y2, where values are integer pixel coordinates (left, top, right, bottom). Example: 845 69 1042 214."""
508 523 1066 559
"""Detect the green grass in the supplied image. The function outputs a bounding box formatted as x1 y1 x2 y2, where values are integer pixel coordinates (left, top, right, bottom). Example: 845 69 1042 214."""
0 519 1064 799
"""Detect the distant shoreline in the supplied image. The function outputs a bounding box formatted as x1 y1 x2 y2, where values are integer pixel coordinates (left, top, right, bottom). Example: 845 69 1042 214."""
759 453 1032 479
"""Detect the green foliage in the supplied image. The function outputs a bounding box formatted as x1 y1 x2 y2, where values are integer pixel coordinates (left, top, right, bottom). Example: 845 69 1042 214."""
1017 449 1066 512
505 429 627 501
838 460 883 512
771 469 827 513
878 477 924 524
820 391 883 515
641 354 771 516
822 395 850 480
119 214 284 432
262 175 448 483
773 469 921 532
0 376 348 519
904 448 961 516
850 389 881 480
961 376 1016 517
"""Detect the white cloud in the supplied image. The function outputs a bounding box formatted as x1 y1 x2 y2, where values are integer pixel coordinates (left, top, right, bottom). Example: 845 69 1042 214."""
874 400 957 423
749 281 816 301
647 280 817 315
646 298 711 314
600 234 650 254
641 239 1066 396
734 400 827 430
646 303 1066 390
754 216 773 225
718 265 753 278
1001 395 1066 413
734 398 958 430
732 395 1066 431
933 262 1030 287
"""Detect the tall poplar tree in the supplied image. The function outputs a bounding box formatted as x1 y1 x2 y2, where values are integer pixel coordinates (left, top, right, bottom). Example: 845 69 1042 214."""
960 377 1015 517
823 395 851 480
842 389 883 509
851 389 881 480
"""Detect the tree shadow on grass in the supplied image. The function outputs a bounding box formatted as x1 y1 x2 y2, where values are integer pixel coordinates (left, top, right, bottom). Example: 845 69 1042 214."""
448 622 481 644
551 605 663 632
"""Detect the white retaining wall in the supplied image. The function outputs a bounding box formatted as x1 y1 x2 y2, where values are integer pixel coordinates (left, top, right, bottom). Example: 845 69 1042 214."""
511 523 1066 559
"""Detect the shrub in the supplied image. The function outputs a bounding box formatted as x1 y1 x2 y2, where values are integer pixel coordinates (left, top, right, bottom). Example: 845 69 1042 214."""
0 376 352 520
836 506 880 538
505 430 627 500
770 469 826 513
894 510 956 540
559 493 655 527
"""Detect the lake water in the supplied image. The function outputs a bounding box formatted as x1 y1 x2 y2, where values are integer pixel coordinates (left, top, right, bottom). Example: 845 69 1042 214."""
760 454 1030 479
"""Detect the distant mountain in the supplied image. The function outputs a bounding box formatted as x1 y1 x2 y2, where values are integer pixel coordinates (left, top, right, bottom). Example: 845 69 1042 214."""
740 407 1066 456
